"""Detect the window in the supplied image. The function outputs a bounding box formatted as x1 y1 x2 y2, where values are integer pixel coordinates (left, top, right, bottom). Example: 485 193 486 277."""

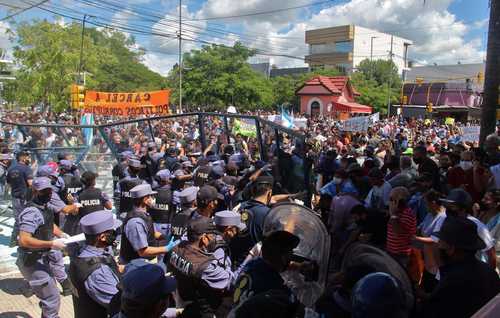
335 41 353 53
310 43 336 54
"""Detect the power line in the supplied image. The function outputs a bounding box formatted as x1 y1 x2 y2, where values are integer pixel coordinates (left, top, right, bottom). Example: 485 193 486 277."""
1 0 50 21
187 0 333 21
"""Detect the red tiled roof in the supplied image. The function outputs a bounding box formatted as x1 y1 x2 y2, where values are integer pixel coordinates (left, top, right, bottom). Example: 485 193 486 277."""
334 101 372 113
301 76 351 94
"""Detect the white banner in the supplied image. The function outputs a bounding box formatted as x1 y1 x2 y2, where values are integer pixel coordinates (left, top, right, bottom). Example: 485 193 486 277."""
341 113 380 132
461 126 480 142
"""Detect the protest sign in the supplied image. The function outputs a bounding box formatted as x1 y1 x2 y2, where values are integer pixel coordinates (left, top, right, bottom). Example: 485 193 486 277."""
233 118 256 138
84 90 170 116
461 126 480 142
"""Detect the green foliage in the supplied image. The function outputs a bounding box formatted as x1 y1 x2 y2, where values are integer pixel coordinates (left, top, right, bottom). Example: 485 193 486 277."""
3 20 165 112
350 59 401 114
167 42 273 111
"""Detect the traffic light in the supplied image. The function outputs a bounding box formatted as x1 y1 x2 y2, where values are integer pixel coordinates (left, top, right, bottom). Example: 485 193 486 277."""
477 71 484 84
402 95 408 105
70 84 85 109
426 102 433 113
415 77 424 86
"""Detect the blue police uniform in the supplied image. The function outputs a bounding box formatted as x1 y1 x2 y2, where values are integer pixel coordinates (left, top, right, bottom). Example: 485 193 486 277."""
7 160 33 240
69 210 122 318
16 177 62 318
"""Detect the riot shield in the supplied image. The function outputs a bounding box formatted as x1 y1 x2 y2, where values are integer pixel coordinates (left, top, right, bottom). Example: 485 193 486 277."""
262 202 330 307
341 242 415 316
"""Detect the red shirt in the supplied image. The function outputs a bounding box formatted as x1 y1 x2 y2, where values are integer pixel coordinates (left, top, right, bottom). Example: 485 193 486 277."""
386 207 416 255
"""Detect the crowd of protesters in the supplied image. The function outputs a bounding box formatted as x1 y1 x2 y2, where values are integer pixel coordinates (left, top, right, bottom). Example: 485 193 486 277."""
0 108 499 318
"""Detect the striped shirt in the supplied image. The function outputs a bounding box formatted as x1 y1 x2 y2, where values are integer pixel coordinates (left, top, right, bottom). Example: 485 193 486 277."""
386 207 417 255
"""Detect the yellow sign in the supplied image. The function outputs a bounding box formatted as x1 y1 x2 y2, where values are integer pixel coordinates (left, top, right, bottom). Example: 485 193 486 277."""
445 117 455 125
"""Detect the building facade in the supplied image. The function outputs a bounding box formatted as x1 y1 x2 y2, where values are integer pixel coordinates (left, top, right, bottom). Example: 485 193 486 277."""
296 76 371 119
305 25 412 74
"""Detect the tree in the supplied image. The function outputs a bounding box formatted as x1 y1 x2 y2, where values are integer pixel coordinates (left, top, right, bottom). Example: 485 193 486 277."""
167 42 274 111
350 59 401 114
3 20 166 112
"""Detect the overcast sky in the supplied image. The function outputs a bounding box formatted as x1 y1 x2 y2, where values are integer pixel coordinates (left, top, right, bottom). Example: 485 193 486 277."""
0 0 491 75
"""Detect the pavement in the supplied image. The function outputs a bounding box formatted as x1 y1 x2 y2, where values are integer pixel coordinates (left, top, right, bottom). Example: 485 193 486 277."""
0 272 74 318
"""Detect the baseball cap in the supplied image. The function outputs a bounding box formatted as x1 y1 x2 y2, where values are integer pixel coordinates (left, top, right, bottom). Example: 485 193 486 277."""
156 169 172 181
128 158 144 169
402 148 413 156
121 264 176 305
37 165 58 178
187 217 218 240
197 185 223 203
32 177 52 191
435 217 485 251
80 210 122 235
439 188 473 208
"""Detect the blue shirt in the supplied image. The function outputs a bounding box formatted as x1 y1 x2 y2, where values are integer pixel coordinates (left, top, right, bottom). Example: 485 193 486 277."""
78 245 120 308
201 247 235 290
320 179 359 197
7 162 33 199
241 200 270 245
124 208 151 252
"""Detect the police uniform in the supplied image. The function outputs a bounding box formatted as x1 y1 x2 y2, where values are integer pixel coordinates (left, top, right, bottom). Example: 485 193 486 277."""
0 153 13 197
140 142 159 184
117 159 146 217
170 187 198 241
148 170 175 239
112 151 132 199
16 177 62 318
59 160 83 204
69 210 122 318
168 218 236 317
194 164 212 187
7 158 33 240
119 184 158 264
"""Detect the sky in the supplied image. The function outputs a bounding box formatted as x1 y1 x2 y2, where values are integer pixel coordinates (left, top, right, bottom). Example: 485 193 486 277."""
0 0 491 76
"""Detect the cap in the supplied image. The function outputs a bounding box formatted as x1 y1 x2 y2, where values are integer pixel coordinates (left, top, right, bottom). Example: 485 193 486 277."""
128 158 144 169
80 210 122 235
0 153 13 161
187 217 218 239
156 169 172 181
123 258 150 276
130 184 157 199
197 185 224 203
255 176 274 185
37 165 58 178
121 264 176 305
214 210 246 231
402 148 413 156
32 177 52 191
210 165 225 179
182 160 194 168
59 159 73 170
435 217 485 251
179 187 199 204
440 188 473 208
80 171 98 186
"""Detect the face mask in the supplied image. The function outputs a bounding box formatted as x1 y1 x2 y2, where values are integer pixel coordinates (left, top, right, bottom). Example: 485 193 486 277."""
332 177 343 185
459 161 473 171
37 193 51 205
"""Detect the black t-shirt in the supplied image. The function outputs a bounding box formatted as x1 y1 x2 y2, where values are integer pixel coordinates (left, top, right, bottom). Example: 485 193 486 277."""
7 163 33 199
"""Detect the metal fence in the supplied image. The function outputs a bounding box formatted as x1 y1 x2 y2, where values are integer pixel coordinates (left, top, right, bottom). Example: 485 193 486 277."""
0 113 313 206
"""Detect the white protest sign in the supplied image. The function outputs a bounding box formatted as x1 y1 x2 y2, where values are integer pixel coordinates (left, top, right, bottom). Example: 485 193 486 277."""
294 118 308 129
341 116 371 132
461 126 480 142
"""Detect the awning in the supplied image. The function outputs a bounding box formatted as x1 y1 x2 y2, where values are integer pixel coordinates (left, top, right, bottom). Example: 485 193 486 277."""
334 102 372 113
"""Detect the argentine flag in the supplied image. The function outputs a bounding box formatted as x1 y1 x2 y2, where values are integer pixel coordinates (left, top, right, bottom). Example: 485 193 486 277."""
80 113 94 147
281 105 294 129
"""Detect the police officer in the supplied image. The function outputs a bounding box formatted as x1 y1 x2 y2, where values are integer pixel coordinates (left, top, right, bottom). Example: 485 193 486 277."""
7 150 33 244
0 153 13 198
65 171 113 236
112 151 132 202
140 141 159 184
230 176 274 266
59 160 83 203
193 158 212 187
171 186 198 241
119 184 179 264
69 210 122 318
232 231 303 310
115 264 177 318
16 177 68 318
192 185 224 221
117 158 146 218
168 217 237 317
149 169 174 238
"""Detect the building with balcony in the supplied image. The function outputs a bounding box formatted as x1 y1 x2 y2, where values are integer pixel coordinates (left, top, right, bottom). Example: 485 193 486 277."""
305 25 412 74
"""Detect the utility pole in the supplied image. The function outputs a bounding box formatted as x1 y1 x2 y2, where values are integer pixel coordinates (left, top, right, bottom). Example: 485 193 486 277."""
77 14 88 85
480 0 500 142
387 35 394 116
178 0 183 114
370 36 377 61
